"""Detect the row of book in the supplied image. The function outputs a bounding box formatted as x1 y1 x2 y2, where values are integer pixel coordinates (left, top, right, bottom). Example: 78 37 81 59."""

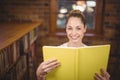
3 55 27 80
0 27 38 80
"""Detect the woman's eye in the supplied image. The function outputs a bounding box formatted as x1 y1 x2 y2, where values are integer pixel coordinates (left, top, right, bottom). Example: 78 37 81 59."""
67 27 72 30
77 27 81 30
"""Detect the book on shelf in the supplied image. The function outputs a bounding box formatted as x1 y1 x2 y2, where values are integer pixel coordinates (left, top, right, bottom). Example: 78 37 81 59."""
24 34 29 52
28 28 38 45
43 44 110 80
0 48 9 74
7 45 13 66
19 37 25 56
13 42 18 62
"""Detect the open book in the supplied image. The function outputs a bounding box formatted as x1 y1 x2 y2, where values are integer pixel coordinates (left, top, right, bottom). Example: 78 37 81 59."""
43 45 110 80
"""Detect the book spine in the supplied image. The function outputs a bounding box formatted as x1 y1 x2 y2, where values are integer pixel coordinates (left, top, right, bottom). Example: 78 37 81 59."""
75 49 79 80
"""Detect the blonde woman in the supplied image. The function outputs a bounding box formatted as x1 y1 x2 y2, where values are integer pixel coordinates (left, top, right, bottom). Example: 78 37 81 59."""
36 10 110 80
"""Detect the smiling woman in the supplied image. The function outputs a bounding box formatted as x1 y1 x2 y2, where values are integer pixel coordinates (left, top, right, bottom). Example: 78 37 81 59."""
36 9 110 80
50 0 104 35
65 10 87 47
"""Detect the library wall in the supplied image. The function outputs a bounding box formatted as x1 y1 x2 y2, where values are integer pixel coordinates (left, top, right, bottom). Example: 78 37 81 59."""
0 0 120 80
103 0 120 79
0 0 50 28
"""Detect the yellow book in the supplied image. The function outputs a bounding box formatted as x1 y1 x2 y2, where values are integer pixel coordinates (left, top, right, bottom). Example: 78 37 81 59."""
43 44 110 80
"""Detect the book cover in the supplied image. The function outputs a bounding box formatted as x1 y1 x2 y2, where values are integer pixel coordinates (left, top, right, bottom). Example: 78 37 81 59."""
43 45 110 80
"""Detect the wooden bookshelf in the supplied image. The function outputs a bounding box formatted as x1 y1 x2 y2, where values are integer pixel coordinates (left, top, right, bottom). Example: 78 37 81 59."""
0 21 42 80
0 22 41 50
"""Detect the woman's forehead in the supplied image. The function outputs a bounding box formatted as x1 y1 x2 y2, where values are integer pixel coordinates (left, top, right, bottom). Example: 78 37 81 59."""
67 17 84 25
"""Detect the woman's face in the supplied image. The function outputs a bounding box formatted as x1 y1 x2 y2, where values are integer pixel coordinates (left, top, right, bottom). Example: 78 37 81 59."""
66 17 86 44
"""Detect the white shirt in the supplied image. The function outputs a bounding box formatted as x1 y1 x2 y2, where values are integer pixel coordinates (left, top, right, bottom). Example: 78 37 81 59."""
59 42 87 47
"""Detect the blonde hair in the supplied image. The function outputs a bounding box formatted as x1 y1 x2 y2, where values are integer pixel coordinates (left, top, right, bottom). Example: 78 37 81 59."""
66 10 86 26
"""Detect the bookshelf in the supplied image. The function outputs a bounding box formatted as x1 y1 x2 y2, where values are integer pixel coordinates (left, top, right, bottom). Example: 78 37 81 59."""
0 22 42 80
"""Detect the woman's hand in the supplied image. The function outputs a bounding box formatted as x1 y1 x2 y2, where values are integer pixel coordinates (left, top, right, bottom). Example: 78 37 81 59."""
36 59 60 78
94 68 110 80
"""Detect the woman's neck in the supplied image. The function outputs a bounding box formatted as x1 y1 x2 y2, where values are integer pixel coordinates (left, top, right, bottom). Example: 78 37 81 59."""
67 42 84 47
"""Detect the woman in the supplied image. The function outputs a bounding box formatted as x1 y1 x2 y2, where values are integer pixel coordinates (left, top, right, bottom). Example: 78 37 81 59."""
36 10 110 80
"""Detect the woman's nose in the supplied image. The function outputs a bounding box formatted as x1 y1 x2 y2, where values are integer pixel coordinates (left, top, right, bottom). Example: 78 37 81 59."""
71 30 77 35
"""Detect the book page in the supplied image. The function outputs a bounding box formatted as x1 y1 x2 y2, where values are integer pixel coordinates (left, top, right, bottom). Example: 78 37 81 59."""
77 45 110 80
43 46 78 80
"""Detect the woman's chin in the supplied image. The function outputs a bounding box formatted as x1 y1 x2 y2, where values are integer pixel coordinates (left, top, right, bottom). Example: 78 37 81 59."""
71 40 80 43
